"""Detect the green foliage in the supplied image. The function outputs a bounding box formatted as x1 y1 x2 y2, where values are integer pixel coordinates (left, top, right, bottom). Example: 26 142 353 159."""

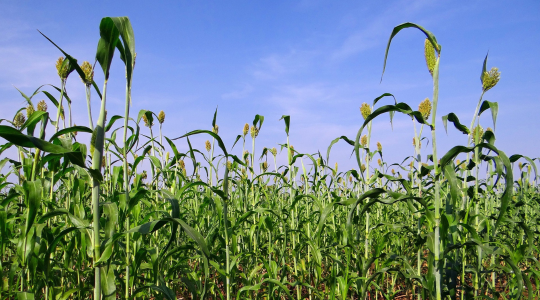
0 17 538 300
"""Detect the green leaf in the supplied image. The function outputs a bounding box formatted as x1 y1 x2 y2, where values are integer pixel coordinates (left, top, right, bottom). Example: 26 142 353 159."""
14 85 45 106
37 31 88 84
279 115 290 136
17 292 35 300
23 180 42 236
478 100 498 130
20 111 47 135
100 266 117 300
149 285 176 300
372 92 397 107
212 107 218 128
326 135 354 164
442 113 469 135
105 115 123 132
110 17 135 87
127 217 210 257
381 22 440 81
49 125 93 142
174 130 228 157
480 51 489 84
96 17 120 80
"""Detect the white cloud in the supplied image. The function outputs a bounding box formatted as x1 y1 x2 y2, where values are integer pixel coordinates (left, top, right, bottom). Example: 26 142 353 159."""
221 84 254 99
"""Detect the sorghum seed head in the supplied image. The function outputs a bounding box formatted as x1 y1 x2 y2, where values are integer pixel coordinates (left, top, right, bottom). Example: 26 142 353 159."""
349 176 353 183
471 125 484 144
419 98 432 120
360 103 371 120
178 159 186 170
226 160 232 170
361 164 366 173
456 159 461 165
250 125 258 138
262 161 268 171
378 158 382 166
212 124 219 134
141 171 147 180
102 156 106 169
157 110 165 124
165 152 170 162
410 161 414 168
486 127 493 133
482 67 501 92
391 169 395 175
243 123 249 137
271 147 277 157
37 100 47 112
289 145 294 156
26 105 35 118
337 177 342 183
142 114 153 128
377 142 382 152
80 61 94 85
14 112 25 128
424 39 437 76
518 162 523 170
360 135 368 147
205 140 211 152
56 57 70 79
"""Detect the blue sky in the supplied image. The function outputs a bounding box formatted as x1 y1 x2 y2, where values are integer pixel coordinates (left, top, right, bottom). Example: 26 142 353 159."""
0 0 538 174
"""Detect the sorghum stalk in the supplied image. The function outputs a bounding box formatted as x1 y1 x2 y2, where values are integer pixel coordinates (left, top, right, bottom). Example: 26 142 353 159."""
91 79 110 300
123 81 132 299
222 166 231 300
86 85 94 130
54 79 66 132
431 54 442 300
364 121 372 268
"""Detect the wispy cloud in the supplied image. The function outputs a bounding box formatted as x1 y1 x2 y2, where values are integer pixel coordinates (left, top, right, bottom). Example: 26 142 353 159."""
331 0 436 61
221 84 254 99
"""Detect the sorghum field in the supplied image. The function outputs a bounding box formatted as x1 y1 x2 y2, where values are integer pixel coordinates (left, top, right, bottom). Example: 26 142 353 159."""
0 17 538 300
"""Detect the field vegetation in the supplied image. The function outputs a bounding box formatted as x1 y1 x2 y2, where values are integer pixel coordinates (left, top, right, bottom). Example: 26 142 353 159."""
0 17 538 300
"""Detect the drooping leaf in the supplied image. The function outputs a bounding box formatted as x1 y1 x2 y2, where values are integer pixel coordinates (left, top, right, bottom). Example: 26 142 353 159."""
442 113 469 135
478 100 498 130
96 17 120 80
382 22 440 82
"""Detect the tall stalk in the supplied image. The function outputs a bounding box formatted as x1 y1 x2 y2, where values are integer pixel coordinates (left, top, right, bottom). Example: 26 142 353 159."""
122 81 132 299
85 83 94 130
91 79 109 300
430 54 441 300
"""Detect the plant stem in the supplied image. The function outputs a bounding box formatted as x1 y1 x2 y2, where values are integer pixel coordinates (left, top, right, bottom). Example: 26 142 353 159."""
431 56 441 300
92 79 109 300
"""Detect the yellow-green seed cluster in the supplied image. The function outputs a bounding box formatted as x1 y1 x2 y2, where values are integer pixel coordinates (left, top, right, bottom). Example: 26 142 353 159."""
424 39 437 76
482 67 500 92
418 98 432 120
360 103 371 120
